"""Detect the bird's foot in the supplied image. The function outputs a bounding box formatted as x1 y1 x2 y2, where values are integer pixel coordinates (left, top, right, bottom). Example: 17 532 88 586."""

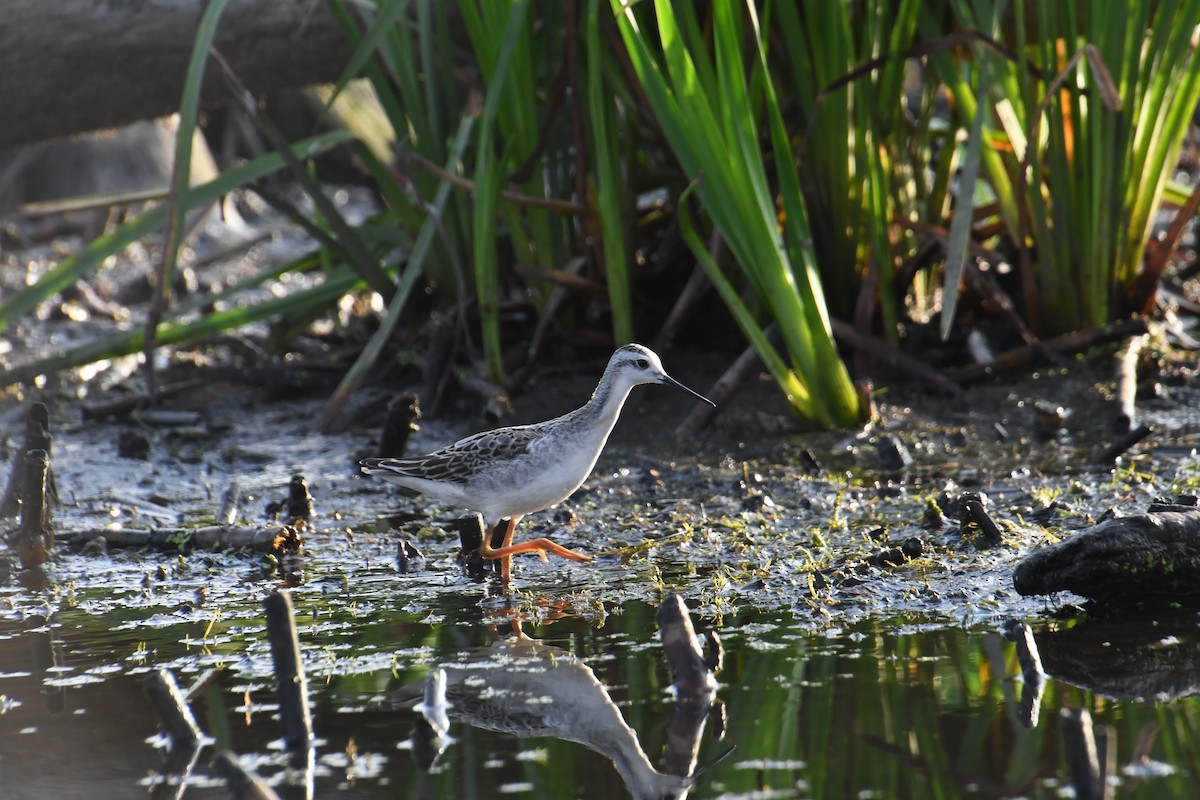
480 537 593 565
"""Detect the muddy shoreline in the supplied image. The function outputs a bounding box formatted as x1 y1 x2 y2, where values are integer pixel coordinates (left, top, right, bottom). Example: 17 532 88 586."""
5 345 1197 625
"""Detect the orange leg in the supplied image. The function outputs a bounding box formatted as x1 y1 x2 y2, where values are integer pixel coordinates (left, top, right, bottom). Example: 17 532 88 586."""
479 516 592 582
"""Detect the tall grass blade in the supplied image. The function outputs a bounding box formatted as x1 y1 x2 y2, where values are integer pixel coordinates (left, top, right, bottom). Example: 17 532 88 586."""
940 68 987 340
467 0 530 382
586 0 633 346
144 0 231 392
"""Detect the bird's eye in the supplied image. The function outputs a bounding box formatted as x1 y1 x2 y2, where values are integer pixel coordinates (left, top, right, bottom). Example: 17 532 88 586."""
635 358 650 369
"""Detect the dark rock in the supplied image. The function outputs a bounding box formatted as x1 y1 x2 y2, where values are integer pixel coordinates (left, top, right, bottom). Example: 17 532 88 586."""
1013 511 1200 602
741 491 774 512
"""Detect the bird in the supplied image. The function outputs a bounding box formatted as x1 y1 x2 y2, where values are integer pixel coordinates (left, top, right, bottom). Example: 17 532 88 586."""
360 344 714 581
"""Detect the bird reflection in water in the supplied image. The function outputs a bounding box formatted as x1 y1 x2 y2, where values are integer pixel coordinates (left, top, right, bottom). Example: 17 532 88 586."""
388 595 727 799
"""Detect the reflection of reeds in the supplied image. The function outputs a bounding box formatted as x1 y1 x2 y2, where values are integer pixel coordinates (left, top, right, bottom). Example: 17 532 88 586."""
706 623 1070 797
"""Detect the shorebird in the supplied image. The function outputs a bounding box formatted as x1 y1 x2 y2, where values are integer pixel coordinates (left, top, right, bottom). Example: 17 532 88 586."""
360 344 713 581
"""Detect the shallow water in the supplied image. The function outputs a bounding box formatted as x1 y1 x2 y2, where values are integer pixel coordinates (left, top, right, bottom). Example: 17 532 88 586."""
2 549 1198 799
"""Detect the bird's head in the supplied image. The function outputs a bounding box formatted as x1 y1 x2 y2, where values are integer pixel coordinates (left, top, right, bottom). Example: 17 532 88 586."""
608 344 714 406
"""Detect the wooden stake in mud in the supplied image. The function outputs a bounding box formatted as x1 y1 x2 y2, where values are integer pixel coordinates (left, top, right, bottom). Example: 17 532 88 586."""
961 494 1003 548
1060 708 1112 800
286 475 313 521
455 514 502 578
1003 620 1046 729
1 401 53 519
14 449 53 568
264 591 313 752
379 393 421 457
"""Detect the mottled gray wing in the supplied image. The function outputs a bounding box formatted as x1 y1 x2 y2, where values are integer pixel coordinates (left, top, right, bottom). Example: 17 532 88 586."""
362 425 543 484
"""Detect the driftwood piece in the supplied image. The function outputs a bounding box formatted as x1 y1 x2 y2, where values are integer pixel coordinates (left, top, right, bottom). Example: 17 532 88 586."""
677 325 781 436
0 0 354 150
80 380 206 421
675 338 756 437
454 368 512 423
62 524 300 553
1091 423 1153 466
1013 511 1200 601
830 318 962 396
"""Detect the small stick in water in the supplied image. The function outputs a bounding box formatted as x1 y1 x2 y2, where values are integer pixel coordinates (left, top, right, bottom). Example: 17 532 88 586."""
264 591 313 752
144 668 204 749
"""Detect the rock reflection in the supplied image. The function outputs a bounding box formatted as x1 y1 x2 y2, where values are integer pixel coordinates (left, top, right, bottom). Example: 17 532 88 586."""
1033 610 1200 701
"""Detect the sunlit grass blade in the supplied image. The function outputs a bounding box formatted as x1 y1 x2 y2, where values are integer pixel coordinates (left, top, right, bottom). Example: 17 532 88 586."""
141 0 230 393
677 182 814 415
940 69 987 340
